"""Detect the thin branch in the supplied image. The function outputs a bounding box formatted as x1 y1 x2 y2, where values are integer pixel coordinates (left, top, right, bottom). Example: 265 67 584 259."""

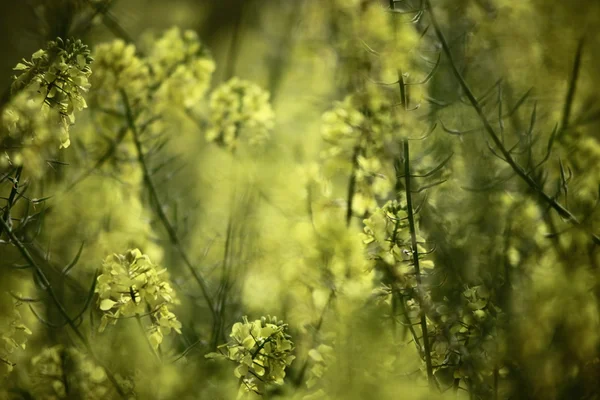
61 242 85 276
0 217 126 398
402 140 436 390
170 337 206 364
558 37 585 141
346 145 361 227
426 0 600 245
0 166 23 238
65 125 129 192
121 90 217 320
136 314 162 364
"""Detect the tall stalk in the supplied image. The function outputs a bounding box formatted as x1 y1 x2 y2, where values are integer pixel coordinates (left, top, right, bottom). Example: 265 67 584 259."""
402 139 436 389
0 215 127 398
121 90 217 321
425 0 600 246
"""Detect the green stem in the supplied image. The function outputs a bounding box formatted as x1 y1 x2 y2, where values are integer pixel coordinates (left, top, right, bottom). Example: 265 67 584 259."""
0 216 127 398
403 139 436 390
136 314 161 364
426 0 600 246
121 90 217 321
294 289 335 386
345 145 361 227
392 286 422 351
0 166 23 238
224 3 244 81
493 365 499 400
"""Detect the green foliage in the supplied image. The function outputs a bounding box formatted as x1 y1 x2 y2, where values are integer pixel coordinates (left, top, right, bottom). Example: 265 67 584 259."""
0 292 31 377
0 1 599 399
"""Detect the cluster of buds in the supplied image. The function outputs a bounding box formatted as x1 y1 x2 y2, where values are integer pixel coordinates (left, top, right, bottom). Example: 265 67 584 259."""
146 27 216 109
320 90 398 216
206 77 275 151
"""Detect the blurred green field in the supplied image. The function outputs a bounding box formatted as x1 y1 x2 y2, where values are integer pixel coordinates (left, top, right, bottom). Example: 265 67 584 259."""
0 1 599 399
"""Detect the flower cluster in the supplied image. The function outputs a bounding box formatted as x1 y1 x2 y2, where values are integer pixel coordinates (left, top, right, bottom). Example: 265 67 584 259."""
11 37 93 148
325 0 420 89
429 284 506 384
90 39 150 110
146 27 216 109
0 87 62 175
95 249 182 349
29 345 128 399
362 199 434 286
0 292 31 377
206 315 295 397
320 90 398 216
362 200 507 387
305 344 335 391
206 77 275 151
320 95 365 157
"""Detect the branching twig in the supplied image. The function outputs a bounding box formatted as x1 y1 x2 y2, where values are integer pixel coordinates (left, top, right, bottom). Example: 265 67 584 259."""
0 166 23 238
558 37 585 141
402 140 436 389
121 90 217 320
426 0 600 245
0 216 126 398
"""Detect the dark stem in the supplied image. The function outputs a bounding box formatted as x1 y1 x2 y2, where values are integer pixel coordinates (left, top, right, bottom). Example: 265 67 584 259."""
345 145 361 227
403 139 436 389
0 166 23 238
426 0 600 246
558 37 585 139
121 90 217 320
0 216 126 398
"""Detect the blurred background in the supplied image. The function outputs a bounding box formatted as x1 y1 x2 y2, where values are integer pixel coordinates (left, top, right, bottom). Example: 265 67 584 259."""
1 1 599 399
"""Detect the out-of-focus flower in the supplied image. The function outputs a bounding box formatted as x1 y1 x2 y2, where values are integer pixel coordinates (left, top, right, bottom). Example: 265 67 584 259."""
206 77 275 151
146 27 215 109
90 39 150 110
30 345 129 399
0 292 32 377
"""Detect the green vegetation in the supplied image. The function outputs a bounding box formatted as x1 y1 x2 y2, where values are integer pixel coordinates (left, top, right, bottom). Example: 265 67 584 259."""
0 0 599 399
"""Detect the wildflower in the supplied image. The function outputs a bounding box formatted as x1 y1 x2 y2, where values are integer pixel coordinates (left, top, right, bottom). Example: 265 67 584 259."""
146 27 215 109
206 77 275 151
96 249 181 349
206 315 295 397
11 37 93 148
30 345 124 399
90 39 150 110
